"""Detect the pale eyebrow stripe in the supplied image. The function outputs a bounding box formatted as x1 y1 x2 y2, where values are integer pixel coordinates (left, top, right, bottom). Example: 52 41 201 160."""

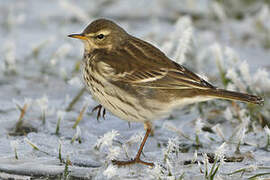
95 29 111 36
87 33 95 37
86 29 111 37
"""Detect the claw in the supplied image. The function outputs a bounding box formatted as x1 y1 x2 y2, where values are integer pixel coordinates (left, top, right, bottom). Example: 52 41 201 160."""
91 104 102 113
112 158 154 166
111 123 153 167
91 104 106 121
97 106 102 121
102 108 106 119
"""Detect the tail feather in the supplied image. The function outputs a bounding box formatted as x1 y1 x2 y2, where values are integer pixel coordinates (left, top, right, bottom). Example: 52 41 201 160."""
205 89 264 105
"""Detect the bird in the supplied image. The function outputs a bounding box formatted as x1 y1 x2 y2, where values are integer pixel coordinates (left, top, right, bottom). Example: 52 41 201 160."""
68 18 264 166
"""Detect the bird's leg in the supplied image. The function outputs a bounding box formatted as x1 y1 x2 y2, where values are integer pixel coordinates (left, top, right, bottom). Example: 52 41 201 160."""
92 104 102 121
102 108 106 119
112 122 154 166
91 104 106 121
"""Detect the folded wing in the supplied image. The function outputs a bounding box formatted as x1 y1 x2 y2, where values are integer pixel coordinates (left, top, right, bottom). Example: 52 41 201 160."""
94 51 216 91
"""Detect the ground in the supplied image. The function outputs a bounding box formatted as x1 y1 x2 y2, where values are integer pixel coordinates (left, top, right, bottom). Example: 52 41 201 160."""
0 0 270 179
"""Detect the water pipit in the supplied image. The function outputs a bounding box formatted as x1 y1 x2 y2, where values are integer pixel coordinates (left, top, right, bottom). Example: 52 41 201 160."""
68 18 264 166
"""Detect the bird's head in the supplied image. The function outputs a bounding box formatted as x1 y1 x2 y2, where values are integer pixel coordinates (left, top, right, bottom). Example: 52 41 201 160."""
68 18 128 53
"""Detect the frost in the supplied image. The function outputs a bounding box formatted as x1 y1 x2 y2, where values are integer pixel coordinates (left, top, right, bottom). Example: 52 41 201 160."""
57 110 66 120
71 126 81 143
239 61 251 86
224 107 233 121
24 137 39 151
226 69 245 91
82 95 94 107
235 116 249 143
224 47 239 64
203 153 210 170
215 142 227 160
162 16 193 64
12 98 32 110
59 0 89 22
226 83 237 91
107 146 121 160
256 5 270 29
210 43 223 64
211 1 227 21
195 118 204 134
10 140 19 150
68 77 83 88
126 131 143 145
246 164 258 172
50 43 72 66
59 67 68 80
148 164 164 179
239 109 248 120
253 69 270 92
264 126 270 136
36 95 49 113
0 1 270 179
103 164 118 178
192 150 198 163
172 16 193 64
35 95 49 124
3 40 16 73
95 130 119 150
212 124 225 141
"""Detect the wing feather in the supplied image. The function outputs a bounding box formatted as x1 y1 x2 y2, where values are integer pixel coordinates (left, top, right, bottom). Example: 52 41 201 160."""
92 40 216 90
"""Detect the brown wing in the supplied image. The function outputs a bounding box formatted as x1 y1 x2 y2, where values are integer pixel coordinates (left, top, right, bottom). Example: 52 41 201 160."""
93 37 216 90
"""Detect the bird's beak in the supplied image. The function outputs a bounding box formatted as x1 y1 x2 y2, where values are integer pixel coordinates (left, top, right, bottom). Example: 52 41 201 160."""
68 33 87 40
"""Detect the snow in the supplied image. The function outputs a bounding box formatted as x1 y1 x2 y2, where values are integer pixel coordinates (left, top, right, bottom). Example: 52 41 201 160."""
0 0 270 179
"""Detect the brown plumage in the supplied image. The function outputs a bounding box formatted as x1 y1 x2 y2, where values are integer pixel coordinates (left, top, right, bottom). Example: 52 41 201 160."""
68 18 264 166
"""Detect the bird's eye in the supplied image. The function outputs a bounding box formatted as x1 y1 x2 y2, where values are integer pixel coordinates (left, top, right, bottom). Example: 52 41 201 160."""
97 34 104 39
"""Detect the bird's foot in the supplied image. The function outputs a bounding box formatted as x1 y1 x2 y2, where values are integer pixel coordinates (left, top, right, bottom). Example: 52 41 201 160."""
112 123 154 167
91 104 106 121
112 158 154 166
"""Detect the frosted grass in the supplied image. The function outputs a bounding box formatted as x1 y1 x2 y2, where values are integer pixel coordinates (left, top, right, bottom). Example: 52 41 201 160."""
0 0 270 179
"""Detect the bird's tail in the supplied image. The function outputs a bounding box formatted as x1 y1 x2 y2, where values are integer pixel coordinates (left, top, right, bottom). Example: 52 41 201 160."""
203 88 264 105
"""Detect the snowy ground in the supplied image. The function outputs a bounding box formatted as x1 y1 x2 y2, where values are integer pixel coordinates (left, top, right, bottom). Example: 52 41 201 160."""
0 0 270 179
